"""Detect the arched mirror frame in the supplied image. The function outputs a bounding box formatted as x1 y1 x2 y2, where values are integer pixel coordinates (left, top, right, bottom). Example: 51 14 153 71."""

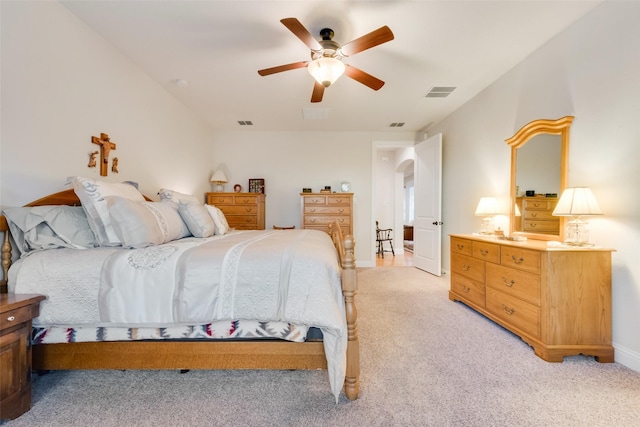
505 116 574 241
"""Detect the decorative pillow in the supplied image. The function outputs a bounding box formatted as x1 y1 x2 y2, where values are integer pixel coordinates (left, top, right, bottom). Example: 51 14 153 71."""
206 204 230 235
72 177 145 246
178 202 215 238
2 206 98 257
107 197 191 248
158 188 202 205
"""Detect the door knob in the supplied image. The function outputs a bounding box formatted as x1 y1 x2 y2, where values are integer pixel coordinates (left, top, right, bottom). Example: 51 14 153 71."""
432 221 443 225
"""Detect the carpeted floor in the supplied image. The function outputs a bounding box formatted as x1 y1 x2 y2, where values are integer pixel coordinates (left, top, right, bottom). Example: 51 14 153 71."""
3 267 640 426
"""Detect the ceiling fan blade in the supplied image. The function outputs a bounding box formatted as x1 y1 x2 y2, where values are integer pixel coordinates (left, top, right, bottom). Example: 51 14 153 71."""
339 26 394 57
258 61 308 76
344 65 385 91
311 81 325 103
281 18 323 52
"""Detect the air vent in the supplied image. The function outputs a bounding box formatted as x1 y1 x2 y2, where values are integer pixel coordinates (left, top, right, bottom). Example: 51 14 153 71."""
302 108 330 120
389 122 405 127
425 86 456 98
237 120 253 126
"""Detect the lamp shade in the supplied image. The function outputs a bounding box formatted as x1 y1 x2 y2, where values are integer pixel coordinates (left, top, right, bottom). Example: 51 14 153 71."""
307 57 345 87
474 197 500 216
209 170 228 184
552 187 602 216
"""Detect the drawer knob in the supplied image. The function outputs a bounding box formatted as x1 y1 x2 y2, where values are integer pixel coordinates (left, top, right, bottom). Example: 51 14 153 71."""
338 208 344 213
502 305 515 315
479 249 488 256
457 244 464 250
6 315 15 322
462 264 470 271
501 277 516 287
245 208 251 212
461 285 471 293
511 256 525 265
309 208 316 212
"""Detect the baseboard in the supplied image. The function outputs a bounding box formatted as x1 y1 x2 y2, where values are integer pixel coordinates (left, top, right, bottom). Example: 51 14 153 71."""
613 342 640 373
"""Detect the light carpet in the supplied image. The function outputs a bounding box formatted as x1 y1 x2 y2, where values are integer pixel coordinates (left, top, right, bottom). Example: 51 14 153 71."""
3 267 640 427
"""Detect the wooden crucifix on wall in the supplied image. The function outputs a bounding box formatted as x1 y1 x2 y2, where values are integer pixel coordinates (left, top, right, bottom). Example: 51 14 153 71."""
91 133 116 176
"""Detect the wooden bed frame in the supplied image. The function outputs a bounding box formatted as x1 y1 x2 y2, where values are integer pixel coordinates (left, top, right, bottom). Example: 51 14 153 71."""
0 189 360 400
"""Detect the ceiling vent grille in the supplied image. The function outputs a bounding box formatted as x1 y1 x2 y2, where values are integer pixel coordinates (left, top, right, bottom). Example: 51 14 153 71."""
425 86 456 98
237 120 253 126
389 122 405 127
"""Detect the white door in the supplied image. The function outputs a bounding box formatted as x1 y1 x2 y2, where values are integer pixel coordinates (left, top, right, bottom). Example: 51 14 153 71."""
413 133 443 276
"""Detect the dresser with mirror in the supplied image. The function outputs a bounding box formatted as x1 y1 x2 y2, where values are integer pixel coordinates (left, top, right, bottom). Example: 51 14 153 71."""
449 116 614 363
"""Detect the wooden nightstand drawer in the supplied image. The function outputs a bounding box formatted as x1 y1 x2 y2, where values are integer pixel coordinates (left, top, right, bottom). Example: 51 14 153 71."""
0 305 36 330
327 195 351 206
232 195 259 205
486 263 541 306
303 196 327 205
486 287 540 339
224 205 258 215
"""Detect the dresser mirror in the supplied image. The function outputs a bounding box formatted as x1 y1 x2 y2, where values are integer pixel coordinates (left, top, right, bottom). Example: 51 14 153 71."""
505 116 574 241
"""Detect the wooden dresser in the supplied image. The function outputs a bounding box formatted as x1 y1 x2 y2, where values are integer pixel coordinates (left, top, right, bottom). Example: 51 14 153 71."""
449 234 614 363
301 192 353 235
1 294 46 420
516 196 559 235
206 192 265 230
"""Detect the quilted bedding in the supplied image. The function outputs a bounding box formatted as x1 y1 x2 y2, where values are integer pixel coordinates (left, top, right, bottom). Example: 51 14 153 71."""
10 229 346 398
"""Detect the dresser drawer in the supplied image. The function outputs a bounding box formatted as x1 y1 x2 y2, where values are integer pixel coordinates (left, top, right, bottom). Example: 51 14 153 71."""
232 195 259 205
523 198 556 211
486 263 541 306
451 273 485 308
473 241 500 264
523 220 559 233
303 196 327 205
223 205 258 215
304 216 350 226
304 206 350 215
227 216 257 227
451 253 485 283
327 195 351 206
500 246 541 274
524 210 556 221
486 287 540 339
451 237 473 256
207 195 233 205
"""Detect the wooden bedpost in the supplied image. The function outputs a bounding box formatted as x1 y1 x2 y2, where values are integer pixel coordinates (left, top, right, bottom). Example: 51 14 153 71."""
341 234 359 400
0 215 10 293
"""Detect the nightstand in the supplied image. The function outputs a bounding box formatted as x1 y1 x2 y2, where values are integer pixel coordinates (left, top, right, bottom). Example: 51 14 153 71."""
0 293 46 420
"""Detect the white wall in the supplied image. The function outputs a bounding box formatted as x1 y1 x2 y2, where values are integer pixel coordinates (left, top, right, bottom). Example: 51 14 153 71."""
428 2 640 370
210 130 415 266
0 1 214 207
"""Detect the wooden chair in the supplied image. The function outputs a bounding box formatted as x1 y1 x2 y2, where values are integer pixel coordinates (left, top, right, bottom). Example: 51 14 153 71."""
273 225 295 230
376 221 395 258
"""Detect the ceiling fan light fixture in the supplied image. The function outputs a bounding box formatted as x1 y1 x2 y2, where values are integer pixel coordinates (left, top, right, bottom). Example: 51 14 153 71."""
308 57 345 87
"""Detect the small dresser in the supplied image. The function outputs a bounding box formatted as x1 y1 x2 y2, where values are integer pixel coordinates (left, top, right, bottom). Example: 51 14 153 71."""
301 192 353 235
206 192 265 230
516 196 559 235
1 293 46 420
449 234 614 363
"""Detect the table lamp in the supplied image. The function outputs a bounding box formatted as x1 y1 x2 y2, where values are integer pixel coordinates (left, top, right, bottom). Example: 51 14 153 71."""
475 197 500 235
552 187 602 246
209 170 228 192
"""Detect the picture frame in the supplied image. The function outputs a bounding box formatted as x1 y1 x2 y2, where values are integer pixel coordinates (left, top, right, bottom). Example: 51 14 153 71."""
248 178 265 194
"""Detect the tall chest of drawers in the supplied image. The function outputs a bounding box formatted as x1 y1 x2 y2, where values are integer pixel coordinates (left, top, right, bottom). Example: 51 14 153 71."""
206 192 265 230
449 234 614 363
301 193 353 235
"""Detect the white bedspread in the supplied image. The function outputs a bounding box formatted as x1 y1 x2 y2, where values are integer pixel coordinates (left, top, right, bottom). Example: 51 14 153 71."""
11 229 347 400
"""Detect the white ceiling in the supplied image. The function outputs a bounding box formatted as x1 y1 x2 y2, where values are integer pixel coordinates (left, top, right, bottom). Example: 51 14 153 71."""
61 1 601 132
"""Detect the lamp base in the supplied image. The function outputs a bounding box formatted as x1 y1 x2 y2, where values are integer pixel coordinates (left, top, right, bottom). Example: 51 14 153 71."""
479 217 495 235
213 183 225 192
563 217 591 246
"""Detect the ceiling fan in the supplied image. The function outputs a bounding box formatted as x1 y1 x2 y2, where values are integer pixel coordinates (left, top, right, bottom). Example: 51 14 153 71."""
258 18 394 103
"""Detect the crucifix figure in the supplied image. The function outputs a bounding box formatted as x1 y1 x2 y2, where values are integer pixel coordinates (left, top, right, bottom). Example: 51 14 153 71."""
91 133 116 176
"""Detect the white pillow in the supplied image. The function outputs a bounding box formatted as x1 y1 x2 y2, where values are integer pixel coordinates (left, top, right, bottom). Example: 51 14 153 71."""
107 197 191 248
178 202 215 238
206 204 230 235
158 188 202 205
72 177 145 246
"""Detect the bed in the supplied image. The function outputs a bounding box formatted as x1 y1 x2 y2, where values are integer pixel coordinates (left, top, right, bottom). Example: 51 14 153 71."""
0 182 359 401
